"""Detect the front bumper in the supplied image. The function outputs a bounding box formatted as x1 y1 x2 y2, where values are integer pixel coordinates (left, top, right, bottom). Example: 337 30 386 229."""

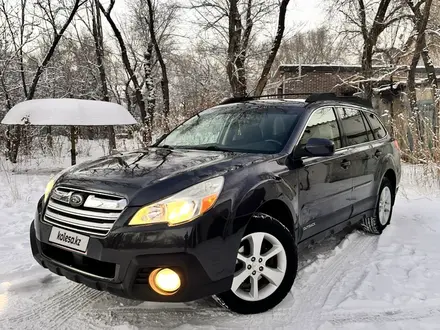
30 200 238 302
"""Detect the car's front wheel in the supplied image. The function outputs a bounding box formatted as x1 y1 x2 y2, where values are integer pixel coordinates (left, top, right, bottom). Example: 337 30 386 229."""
215 213 298 314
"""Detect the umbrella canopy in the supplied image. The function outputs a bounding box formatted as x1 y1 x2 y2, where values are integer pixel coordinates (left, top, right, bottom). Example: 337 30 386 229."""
1 98 137 126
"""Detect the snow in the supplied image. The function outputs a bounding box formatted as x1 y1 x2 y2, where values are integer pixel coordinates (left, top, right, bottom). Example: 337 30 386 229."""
1 99 137 126
1 151 440 329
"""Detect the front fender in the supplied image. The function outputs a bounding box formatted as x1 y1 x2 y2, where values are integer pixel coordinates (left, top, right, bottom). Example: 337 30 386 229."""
224 172 297 263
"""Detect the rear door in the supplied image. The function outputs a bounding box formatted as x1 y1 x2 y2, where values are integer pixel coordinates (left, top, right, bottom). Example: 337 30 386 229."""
297 107 354 241
335 107 376 217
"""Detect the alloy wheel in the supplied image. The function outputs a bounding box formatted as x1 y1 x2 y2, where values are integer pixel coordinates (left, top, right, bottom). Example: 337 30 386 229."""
378 186 392 225
231 232 287 302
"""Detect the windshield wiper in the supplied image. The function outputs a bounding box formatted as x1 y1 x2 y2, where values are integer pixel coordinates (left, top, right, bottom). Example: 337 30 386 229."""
159 145 174 149
192 145 233 152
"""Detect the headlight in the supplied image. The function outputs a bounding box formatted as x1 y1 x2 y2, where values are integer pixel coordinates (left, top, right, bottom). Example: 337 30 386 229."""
44 178 56 202
43 166 74 202
128 176 224 227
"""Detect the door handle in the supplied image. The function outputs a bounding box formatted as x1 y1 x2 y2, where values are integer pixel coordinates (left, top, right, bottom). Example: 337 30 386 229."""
340 159 351 169
374 150 383 158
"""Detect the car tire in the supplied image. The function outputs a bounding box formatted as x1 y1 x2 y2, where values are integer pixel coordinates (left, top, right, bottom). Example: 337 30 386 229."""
361 177 395 235
214 213 298 314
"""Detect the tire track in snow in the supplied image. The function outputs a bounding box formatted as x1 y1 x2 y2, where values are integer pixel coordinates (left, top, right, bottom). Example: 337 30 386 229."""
286 232 378 330
4 282 104 328
325 306 440 325
2 232 380 330
76 299 230 329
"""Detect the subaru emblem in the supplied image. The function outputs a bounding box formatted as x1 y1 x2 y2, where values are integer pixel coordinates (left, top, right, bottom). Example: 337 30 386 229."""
69 193 84 207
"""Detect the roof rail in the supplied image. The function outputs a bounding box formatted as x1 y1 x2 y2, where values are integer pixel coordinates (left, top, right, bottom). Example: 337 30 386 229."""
218 92 373 108
305 93 373 108
219 93 312 105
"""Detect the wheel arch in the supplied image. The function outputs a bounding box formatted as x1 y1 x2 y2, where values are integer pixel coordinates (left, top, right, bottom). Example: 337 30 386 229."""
377 167 397 205
256 200 296 239
374 152 398 202
233 179 298 243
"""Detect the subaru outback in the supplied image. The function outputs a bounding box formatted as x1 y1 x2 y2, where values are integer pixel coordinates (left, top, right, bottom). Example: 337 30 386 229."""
30 93 401 314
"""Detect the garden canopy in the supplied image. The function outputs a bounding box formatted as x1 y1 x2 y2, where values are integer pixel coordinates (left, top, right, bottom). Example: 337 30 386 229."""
1 98 137 165
1 98 136 126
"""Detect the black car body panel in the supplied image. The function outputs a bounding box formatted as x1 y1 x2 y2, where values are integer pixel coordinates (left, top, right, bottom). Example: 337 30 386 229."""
30 97 401 303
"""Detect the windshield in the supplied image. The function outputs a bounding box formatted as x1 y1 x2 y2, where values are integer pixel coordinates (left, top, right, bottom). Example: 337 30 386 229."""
158 103 301 154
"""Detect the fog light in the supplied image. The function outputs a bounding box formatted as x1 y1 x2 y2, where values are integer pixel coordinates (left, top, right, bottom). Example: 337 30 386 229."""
149 268 181 295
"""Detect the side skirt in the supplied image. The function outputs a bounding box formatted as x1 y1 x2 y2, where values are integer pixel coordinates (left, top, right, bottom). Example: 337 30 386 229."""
297 209 374 250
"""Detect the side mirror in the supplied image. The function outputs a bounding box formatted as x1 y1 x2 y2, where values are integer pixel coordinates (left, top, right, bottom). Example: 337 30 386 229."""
303 138 335 157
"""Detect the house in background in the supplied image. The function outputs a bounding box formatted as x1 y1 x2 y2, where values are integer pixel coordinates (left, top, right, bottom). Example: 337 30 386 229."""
267 63 440 150
268 64 439 118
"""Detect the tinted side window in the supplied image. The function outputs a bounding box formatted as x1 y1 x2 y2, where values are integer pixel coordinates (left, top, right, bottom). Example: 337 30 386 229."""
366 112 387 140
336 107 371 146
299 107 341 149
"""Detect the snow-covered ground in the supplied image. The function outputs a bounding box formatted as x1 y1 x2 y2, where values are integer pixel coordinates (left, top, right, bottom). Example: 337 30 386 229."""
1 146 440 329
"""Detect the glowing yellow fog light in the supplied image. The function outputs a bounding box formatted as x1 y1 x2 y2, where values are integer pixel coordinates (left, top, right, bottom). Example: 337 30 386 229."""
149 268 181 295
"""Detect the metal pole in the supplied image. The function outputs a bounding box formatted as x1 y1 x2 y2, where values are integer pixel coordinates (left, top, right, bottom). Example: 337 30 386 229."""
70 126 76 165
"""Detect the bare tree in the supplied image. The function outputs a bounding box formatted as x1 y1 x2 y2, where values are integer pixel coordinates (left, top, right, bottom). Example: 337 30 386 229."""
190 0 279 97
1 0 85 162
332 0 410 99
406 0 434 140
254 0 290 96
98 0 150 142
144 43 156 133
169 43 230 118
275 27 349 67
408 0 439 139
146 0 170 130
91 0 115 150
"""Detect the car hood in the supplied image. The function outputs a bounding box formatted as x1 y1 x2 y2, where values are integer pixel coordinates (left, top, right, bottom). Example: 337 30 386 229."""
58 148 268 202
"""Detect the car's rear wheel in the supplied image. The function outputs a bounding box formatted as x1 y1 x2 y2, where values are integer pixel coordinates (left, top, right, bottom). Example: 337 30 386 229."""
361 177 395 235
215 213 298 314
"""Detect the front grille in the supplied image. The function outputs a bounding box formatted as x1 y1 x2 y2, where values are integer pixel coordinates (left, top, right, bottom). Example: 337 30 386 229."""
43 186 127 237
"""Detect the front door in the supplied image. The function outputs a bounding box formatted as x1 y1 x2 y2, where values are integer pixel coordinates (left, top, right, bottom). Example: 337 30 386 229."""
296 107 354 241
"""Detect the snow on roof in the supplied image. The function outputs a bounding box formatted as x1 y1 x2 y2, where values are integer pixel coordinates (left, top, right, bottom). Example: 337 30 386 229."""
284 98 307 102
373 79 430 93
1 99 137 126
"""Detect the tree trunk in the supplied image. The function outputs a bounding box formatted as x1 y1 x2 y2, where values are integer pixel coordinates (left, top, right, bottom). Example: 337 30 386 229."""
408 51 423 140
361 42 374 100
46 126 53 150
92 0 115 152
357 0 393 101
421 32 439 141
144 42 155 143
254 0 290 96
0 75 16 162
226 0 247 97
145 0 170 132
99 1 148 143
70 126 77 165
407 0 433 142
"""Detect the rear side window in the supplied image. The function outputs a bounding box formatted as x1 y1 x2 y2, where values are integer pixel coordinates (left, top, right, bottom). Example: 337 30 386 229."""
366 112 387 140
336 107 372 146
299 107 341 149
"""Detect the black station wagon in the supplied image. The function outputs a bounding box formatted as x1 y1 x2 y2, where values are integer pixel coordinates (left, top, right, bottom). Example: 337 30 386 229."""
30 93 401 314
